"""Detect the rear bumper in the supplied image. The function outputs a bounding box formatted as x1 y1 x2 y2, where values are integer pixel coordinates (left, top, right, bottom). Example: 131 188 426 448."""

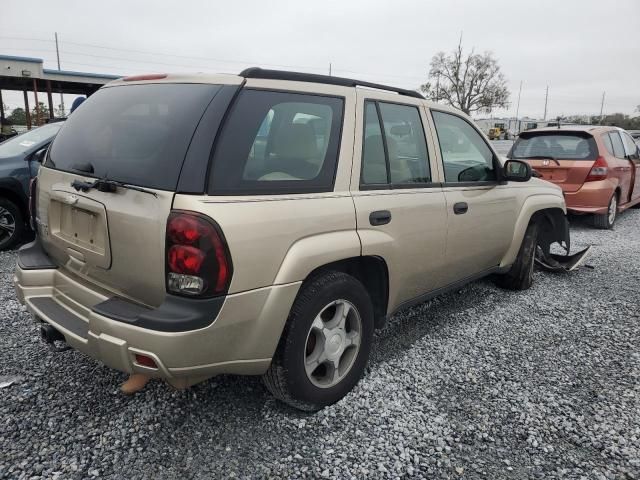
14 243 301 383
563 180 615 215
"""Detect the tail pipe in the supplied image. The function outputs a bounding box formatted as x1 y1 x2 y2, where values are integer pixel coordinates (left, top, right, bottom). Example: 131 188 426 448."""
39 324 70 352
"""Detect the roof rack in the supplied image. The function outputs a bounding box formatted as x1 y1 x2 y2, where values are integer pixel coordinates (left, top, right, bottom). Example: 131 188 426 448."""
239 67 424 100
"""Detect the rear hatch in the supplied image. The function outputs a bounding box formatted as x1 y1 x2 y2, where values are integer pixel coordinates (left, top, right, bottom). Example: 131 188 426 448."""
36 82 221 307
508 131 598 192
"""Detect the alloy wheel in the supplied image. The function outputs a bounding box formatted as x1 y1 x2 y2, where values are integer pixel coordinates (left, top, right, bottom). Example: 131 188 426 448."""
608 195 617 226
0 206 16 242
303 299 362 389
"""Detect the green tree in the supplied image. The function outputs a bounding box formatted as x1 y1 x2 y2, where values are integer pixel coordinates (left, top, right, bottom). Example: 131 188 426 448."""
31 102 49 125
7 107 27 125
421 39 510 114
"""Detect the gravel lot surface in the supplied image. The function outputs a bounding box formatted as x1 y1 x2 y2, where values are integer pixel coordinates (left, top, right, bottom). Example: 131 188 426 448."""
1 210 639 480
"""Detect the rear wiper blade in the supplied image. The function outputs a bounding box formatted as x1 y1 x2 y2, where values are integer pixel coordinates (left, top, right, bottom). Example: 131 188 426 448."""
71 178 157 197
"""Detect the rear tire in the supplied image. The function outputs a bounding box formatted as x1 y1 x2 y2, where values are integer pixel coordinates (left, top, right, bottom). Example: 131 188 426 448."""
494 221 538 291
0 198 24 251
592 194 617 229
263 271 374 411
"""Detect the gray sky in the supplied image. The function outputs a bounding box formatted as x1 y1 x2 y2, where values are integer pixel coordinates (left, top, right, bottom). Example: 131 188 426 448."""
2 0 639 119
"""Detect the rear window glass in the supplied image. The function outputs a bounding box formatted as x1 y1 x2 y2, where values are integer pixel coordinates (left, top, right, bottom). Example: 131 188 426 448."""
47 84 220 190
510 133 597 160
209 89 344 195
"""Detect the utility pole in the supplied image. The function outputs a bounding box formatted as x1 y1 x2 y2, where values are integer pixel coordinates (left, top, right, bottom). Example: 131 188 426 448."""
55 32 65 115
599 91 606 124
543 86 549 121
435 73 440 103
328 63 332 76
514 81 523 134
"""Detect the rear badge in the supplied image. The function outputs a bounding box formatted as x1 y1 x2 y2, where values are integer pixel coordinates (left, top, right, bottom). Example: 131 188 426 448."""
542 159 550 166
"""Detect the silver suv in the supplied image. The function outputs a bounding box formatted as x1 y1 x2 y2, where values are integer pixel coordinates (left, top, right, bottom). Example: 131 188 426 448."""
15 68 575 410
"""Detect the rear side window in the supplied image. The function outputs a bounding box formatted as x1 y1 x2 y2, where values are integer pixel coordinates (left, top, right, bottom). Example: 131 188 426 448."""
602 133 614 156
360 100 431 188
510 132 598 161
47 84 220 190
621 132 638 156
209 90 344 195
609 131 625 158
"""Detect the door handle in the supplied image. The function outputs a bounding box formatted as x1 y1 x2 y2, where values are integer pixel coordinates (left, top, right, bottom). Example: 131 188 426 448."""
453 202 468 215
369 210 392 226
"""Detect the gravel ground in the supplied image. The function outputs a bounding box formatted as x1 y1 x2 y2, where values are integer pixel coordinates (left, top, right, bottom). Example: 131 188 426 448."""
1 210 639 480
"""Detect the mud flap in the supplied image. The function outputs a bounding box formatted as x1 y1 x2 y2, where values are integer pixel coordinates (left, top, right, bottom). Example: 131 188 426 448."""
535 246 591 273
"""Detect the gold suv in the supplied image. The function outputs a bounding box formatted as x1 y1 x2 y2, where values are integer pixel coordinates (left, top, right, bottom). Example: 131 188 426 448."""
14 68 573 410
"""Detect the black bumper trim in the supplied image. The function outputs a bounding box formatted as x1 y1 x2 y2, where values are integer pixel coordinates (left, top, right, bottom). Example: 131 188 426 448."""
92 294 225 332
17 238 57 270
30 297 88 339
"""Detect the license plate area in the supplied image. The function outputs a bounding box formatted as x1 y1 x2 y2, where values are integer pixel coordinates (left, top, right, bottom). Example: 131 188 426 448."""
536 168 567 182
48 190 111 269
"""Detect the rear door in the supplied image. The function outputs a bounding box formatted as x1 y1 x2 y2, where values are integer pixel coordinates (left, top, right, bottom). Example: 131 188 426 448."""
37 82 222 307
429 109 518 285
605 131 634 202
509 131 599 192
351 92 448 310
621 131 640 203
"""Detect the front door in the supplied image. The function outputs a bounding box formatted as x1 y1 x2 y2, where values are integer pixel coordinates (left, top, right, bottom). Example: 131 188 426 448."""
351 94 448 311
429 110 518 285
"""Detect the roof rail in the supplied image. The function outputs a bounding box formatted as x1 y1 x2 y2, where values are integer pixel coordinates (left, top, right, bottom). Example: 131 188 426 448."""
239 67 424 100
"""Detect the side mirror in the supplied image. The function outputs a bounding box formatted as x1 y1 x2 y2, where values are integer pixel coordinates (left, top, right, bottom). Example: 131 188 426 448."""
31 147 47 163
504 159 532 182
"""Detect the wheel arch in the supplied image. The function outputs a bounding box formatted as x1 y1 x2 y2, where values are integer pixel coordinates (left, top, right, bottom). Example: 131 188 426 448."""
500 194 568 268
0 184 28 223
302 256 390 330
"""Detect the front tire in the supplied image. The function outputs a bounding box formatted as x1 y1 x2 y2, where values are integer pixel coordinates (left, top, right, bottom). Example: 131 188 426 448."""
494 221 538 291
263 271 374 411
592 194 617 229
0 198 24 251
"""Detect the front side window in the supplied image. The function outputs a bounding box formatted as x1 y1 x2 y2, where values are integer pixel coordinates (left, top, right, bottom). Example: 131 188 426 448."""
360 101 431 187
432 111 496 183
210 90 344 194
609 131 626 158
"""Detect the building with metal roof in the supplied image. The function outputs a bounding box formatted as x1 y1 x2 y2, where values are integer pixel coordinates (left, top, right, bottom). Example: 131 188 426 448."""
0 54 120 129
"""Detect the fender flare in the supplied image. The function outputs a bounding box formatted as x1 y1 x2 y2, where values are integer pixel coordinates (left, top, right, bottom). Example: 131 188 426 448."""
500 193 567 268
273 230 362 285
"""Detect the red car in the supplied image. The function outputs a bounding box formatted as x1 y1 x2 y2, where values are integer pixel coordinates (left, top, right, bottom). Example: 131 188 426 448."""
508 126 640 228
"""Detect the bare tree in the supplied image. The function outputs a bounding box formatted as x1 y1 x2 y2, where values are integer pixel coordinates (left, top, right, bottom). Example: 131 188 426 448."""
421 40 510 115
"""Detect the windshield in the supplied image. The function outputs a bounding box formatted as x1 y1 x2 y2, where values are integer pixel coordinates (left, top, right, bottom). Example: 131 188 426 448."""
47 83 220 190
0 123 62 158
510 132 598 160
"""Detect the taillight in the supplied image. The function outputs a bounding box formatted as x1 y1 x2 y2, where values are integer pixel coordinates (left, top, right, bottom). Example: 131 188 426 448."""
585 156 608 182
28 177 38 230
165 211 232 298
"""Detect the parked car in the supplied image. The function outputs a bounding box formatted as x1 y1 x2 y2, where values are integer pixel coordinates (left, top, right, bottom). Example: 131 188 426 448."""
15 69 579 411
508 126 640 229
0 122 63 249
